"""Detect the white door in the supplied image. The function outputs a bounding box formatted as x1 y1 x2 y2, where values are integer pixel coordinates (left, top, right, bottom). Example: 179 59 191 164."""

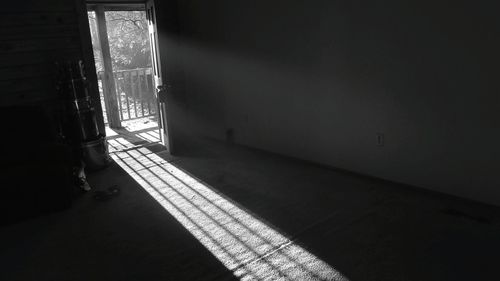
146 0 173 152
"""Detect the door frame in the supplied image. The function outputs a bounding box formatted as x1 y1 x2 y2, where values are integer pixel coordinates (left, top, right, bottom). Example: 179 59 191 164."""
81 0 173 152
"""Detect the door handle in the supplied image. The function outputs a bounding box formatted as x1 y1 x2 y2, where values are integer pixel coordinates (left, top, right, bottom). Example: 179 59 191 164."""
157 85 168 103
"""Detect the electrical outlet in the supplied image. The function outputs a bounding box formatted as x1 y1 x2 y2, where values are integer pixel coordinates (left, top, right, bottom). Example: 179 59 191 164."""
376 133 385 146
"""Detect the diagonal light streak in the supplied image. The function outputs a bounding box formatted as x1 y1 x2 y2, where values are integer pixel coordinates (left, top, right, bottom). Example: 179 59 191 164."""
132 148 331 279
111 139 349 281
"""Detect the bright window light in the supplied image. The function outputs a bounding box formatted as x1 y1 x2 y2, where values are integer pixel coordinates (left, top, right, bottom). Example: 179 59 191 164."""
111 138 349 280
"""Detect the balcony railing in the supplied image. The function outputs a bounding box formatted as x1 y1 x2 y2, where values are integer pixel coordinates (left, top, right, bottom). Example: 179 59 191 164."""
98 67 157 124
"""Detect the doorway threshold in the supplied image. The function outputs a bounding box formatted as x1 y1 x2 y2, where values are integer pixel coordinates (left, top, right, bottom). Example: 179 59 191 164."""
105 116 162 153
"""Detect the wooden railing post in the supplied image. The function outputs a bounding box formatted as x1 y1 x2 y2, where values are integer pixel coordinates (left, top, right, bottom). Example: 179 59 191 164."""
97 72 111 124
95 5 121 128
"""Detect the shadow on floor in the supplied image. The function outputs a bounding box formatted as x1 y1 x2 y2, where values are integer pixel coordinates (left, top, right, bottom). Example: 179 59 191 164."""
0 161 239 281
154 138 500 281
1 137 500 280
110 139 349 280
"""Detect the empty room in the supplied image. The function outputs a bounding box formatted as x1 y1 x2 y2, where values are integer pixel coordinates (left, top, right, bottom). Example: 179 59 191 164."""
1 0 499 280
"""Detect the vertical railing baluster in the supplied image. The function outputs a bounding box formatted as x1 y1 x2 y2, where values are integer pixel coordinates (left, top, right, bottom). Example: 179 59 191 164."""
115 72 121 120
149 68 154 115
145 68 151 115
130 70 137 118
139 69 145 117
115 72 124 121
124 71 131 120
119 72 124 120
131 70 138 118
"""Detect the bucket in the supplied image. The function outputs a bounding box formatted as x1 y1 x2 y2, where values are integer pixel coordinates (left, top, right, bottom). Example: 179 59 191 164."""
81 135 111 171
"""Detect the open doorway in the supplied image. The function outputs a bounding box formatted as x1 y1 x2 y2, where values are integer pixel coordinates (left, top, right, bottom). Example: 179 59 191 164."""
86 4 163 153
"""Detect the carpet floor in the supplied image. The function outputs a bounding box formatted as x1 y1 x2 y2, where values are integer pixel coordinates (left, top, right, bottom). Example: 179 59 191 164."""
1 137 500 280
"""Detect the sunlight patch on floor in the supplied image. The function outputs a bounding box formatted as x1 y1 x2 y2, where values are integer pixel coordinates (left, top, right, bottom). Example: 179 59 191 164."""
111 139 348 281
136 130 160 143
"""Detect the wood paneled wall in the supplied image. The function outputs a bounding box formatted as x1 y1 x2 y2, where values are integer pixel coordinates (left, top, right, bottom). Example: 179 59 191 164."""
0 0 81 105
0 0 105 133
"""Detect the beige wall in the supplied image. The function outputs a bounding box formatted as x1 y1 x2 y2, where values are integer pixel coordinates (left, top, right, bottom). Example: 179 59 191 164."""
171 0 500 205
